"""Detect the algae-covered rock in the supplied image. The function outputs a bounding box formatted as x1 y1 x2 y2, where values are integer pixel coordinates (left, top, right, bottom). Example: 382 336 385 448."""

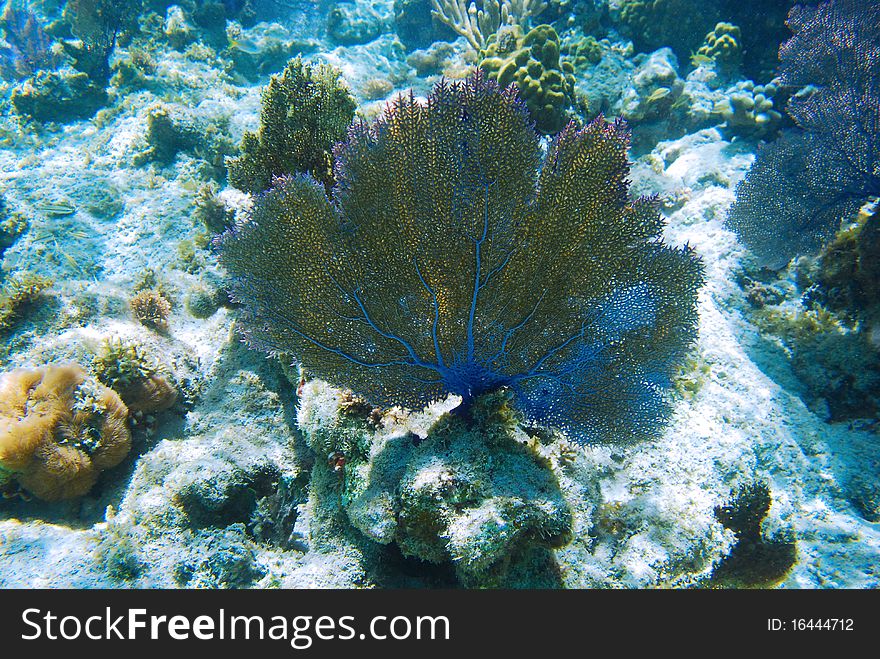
11 68 107 123
132 103 236 176
619 47 684 124
299 381 573 587
617 0 720 64
223 22 319 82
327 0 393 46
479 24 580 134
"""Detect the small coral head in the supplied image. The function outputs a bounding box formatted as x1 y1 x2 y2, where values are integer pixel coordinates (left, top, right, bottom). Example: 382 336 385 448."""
220 71 702 444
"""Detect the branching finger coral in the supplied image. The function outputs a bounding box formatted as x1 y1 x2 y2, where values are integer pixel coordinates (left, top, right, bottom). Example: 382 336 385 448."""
430 0 548 52
220 72 703 444
0 365 131 500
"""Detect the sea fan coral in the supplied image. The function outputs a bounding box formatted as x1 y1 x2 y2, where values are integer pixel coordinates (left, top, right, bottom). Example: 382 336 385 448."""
0 2 58 80
726 0 880 269
219 72 702 443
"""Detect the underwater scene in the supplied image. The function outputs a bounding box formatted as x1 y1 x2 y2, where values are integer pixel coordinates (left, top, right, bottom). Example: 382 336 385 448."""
0 0 877 590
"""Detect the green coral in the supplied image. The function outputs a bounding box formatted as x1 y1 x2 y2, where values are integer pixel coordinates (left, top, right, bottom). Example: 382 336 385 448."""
479 24 580 134
0 272 52 331
562 34 603 69
226 57 357 194
697 22 743 70
619 0 719 63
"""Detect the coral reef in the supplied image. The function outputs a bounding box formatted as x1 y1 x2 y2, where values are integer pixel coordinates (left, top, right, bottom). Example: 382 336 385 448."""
223 21 319 82
752 299 880 421
696 22 742 71
0 197 27 256
226 57 357 194
479 23 580 134
327 0 393 47
717 0 796 81
0 365 131 500
91 339 178 414
618 0 720 64
811 205 880 326
393 0 457 50
132 103 235 176
562 33 602 70
0 1 58 80
10 67 108 123
618 48 683 125
64 0 143 84
726 0 880 269
431 0 548 51
716 79 783 141
220 72 703 444
300 382 571 586
0 272 51 332
130 289 172 332
710 482 796 587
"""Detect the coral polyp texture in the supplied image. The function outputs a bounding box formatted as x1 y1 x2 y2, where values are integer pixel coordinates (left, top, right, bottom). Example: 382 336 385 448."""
226 57 357 195
479 23 579 134
726 0 880 269
220 72 703 444
0 365 131 500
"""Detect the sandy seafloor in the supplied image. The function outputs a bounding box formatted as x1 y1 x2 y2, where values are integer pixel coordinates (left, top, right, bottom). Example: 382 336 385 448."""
0 6 878 589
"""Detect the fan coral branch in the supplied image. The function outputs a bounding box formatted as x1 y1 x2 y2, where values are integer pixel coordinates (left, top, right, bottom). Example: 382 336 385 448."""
219 72 702 444
726 0 880 269
0 1 58 80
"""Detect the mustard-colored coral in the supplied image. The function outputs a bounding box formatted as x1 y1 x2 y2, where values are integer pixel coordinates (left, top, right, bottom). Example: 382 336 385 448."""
697 22 743 70
0 365 131 500
479 24 579 134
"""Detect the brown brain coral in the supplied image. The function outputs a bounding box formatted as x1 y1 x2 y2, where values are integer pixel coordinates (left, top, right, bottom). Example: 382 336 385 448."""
0 364 131 500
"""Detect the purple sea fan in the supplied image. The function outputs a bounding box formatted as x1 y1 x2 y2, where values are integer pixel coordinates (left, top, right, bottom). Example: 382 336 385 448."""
219 72 703 444
726 0 880 269
0 2 58 80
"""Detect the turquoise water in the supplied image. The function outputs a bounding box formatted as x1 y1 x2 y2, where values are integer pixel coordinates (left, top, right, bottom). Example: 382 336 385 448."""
0 0 877 589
